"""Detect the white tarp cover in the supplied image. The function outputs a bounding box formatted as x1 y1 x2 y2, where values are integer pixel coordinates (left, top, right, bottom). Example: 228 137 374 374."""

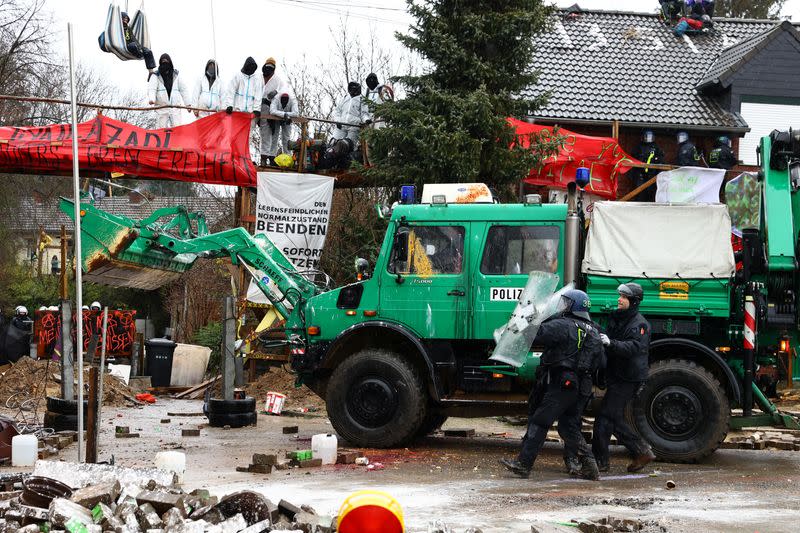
582 202 736 279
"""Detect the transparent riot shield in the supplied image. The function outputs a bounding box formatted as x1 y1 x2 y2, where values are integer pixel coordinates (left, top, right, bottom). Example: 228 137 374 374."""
489 271 572 367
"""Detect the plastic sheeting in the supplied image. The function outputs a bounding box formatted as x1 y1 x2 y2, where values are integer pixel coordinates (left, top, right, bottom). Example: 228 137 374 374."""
655 166 726 204
99 3 150 61
582 202 735 279
489 272 562 368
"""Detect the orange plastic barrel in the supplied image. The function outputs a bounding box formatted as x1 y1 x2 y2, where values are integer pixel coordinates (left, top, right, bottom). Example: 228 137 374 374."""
338 490 404 533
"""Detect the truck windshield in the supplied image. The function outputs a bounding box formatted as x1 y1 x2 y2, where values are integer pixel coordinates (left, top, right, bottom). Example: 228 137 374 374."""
480 225 560 275
389 225 465 275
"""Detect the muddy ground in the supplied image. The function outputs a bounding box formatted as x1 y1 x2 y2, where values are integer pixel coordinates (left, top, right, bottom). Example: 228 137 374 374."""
3 398 799 532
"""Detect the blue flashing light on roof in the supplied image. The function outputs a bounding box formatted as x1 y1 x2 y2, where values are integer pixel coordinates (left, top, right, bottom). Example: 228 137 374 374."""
400 185 416 204
575 167 590 189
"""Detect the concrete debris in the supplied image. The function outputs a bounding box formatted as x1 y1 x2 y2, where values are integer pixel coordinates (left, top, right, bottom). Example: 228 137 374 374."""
282 426 299 434
34 459 178 488
183 428 202 437
1 477 335 533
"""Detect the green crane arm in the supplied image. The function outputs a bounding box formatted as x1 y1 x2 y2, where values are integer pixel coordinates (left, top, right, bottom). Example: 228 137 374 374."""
59 198 319 323
760 134 797 272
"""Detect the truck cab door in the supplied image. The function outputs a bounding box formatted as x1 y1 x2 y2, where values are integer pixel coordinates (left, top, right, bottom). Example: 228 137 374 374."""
379 223 469 339
472 223 564 340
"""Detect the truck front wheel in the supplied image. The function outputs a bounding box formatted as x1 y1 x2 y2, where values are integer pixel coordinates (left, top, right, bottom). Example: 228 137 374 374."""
326 348 428 448
627 359 730 463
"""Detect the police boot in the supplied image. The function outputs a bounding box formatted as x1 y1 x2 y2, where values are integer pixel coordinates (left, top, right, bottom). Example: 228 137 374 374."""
627 448 656 473
597 461 610 473
564 455 581 476
499 458 531 479
578 455 600 481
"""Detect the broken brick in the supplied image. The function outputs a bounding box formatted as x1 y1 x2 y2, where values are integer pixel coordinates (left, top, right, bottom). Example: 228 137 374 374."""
115 426 130 434
70 480 120 508
248 464 273 474
443 428 475 438
279 499 303 521
115 432 140 438
182 429 201 437
337 452 358 464
252 453 278 466
283 426 299 434
135 490 184 515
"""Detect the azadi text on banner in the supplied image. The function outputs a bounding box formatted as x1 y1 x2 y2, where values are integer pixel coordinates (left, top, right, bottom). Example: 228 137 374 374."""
0 112 256 187
247 172 335 305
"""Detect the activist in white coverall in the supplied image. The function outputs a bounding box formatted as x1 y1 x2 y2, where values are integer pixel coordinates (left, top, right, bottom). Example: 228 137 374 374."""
333 81 369 145
269 92 299 156
148 53 191 128
226 57 264 114
193 59 224 117
259 57 287 166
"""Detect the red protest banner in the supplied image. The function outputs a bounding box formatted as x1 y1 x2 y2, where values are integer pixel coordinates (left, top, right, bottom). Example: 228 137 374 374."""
35 309 137 359
510 118 639 199
0 112 256 187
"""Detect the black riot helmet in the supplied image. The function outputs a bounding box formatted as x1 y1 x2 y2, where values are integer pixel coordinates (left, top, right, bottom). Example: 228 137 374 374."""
642 129 655 144
617 283 644 305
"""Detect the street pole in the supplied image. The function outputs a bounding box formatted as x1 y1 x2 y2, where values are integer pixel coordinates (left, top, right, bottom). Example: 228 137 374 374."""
96 307 109 460
68 22 85 462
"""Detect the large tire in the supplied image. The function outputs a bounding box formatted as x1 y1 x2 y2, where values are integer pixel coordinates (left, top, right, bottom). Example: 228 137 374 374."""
627 359 729 463
326 348 427 448
46 396 88 415
416 412 448 439
207 397 257 415
206 411 257 428
44 411 85 432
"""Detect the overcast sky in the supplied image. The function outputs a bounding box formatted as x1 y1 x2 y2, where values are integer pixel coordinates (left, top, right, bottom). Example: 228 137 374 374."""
48 0 800 106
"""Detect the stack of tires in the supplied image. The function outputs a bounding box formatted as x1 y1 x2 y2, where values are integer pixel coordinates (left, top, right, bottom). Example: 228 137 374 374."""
44 397 87 431
205 397 257 428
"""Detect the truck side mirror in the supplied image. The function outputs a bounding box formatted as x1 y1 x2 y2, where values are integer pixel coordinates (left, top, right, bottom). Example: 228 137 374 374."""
391 227 410 278
355 257 370 280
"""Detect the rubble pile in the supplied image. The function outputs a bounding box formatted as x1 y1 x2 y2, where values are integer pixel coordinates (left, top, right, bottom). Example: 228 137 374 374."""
0 472 337 532
0 357 135 409
211 367 325 412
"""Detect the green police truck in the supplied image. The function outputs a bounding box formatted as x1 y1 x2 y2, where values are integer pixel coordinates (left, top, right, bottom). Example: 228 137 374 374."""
63 130 800 462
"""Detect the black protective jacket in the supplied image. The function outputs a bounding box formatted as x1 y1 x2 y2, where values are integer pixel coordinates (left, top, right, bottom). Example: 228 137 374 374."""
709 144 736 170
535 314 604 375
676 141 702 166
605 307 651 382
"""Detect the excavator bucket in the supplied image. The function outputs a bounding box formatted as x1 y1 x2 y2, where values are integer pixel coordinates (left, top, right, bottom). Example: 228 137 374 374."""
59 198 197 290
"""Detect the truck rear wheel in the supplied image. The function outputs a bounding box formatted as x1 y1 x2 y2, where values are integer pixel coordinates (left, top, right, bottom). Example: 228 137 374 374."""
627 359 729 463
326 348 427 448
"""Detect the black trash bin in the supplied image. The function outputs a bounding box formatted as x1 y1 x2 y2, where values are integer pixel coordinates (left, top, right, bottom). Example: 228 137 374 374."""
145 338 177 387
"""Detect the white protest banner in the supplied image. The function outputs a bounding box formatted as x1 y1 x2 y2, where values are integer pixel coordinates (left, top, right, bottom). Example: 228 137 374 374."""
247 172 335 304
655 166 726 204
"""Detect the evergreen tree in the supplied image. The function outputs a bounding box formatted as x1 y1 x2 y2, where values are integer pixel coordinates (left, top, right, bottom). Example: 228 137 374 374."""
714 0 785 19
364 0 559 193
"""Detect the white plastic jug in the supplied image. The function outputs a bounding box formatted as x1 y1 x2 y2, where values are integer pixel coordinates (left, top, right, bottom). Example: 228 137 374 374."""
311 433 338 465
11 434 38 467
155 451 186 484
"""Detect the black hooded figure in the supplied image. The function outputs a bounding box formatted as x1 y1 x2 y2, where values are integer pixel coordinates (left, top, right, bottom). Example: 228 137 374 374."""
242 56 258 76
158 53 174 99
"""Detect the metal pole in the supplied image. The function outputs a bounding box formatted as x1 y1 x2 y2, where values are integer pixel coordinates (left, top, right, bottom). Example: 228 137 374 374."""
68 23 85 462
743 288 756 417
60 300 73 401
222 296 235 400
210 0 217 61
96 307 108 457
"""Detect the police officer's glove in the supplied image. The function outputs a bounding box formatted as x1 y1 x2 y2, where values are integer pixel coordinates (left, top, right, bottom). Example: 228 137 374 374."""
225 106 233 114
600 333 611 346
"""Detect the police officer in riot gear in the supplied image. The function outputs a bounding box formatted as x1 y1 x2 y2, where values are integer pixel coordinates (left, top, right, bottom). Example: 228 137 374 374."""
630 129 664 202
675 130 703 167
592 283 656 472
500 289 602 480
709 135 737 170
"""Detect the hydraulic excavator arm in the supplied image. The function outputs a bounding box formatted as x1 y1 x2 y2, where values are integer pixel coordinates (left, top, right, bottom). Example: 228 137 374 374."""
59 197 320 327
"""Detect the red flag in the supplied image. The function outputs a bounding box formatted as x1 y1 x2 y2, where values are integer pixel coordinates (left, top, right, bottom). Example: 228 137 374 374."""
510 118 640 199
0 112 256 187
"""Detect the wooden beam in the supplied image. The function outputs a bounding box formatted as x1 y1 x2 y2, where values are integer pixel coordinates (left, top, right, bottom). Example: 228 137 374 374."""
612 120 619 140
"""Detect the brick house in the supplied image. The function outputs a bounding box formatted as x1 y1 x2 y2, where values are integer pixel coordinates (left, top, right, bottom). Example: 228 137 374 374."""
525 7 800 197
